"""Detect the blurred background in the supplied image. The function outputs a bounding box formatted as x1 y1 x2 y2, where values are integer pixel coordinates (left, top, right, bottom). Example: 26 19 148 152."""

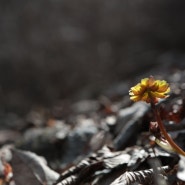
1 0 185 115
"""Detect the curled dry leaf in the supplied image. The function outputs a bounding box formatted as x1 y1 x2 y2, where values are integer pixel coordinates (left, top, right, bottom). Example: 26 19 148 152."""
110 166 170 185
177 155 185 182
11 149 60 185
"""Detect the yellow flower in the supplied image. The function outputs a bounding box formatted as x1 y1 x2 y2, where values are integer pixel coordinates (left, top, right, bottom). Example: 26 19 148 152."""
129 76 170 103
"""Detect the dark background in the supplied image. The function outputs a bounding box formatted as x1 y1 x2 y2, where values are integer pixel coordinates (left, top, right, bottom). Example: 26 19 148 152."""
1 0 185 114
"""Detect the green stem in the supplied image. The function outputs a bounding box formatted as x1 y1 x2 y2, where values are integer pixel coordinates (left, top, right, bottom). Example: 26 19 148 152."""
151 102 185 156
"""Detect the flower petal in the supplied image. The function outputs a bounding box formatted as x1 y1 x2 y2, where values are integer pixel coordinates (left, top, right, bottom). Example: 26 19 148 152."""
140 78 149 87
148 76 155 87
150 91 166 99
130 95 141 102
157 81 170 92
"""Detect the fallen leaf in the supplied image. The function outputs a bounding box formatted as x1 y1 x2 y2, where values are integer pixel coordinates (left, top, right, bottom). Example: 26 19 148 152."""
11 149 60 185
177 155 185 182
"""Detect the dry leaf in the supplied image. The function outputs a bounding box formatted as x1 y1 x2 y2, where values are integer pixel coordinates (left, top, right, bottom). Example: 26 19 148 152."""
11 149 60 185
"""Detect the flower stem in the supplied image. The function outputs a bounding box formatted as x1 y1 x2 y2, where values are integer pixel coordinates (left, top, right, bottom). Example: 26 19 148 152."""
151 102 185 156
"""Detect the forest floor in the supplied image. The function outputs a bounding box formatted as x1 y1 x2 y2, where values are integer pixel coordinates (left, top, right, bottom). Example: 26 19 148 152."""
0 62 185 185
